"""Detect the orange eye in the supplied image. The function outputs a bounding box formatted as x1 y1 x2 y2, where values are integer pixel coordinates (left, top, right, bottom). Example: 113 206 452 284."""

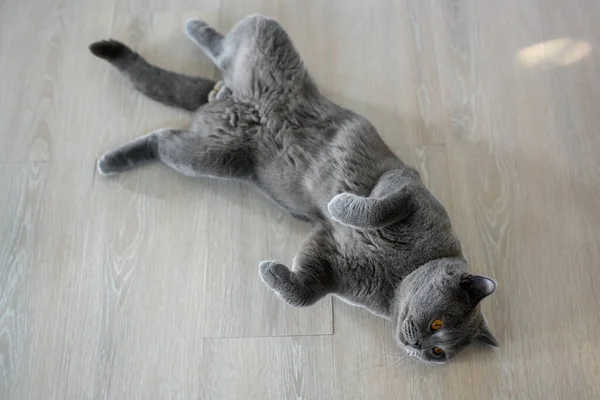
430 318 443 331
432 347 445 357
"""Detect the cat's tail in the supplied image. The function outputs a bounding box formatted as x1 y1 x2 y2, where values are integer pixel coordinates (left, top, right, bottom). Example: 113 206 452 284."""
89 40 216 112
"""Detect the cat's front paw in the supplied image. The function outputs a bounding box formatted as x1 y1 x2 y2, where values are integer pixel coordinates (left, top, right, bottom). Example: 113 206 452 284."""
327 192 356 222
259 261 292 293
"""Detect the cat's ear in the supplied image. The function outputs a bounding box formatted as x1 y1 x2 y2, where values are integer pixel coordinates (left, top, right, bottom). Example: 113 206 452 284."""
327 187 414 229
476 317 500 347
460 274 497 306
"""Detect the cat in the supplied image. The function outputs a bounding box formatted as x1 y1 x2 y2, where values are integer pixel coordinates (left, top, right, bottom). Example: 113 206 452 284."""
89 14 499 364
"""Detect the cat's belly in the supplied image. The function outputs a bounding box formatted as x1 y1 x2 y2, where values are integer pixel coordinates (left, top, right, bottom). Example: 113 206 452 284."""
254 164 325 222
235 117 329 219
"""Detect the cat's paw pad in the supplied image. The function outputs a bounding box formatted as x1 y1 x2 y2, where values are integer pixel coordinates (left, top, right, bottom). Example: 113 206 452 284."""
215 86 232 101
259 261 291 291
208 80 229 103
89 40 133 61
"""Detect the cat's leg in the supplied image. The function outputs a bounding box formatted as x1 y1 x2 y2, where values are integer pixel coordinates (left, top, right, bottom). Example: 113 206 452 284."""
259 228 337 307
97 132 160 175
184 20 227 68
97 128 253 178
89 40 215 111
187 15 315 104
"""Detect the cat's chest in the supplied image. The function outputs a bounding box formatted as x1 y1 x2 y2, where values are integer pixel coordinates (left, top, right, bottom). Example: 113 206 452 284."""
338 228 414 268
340 218 447 276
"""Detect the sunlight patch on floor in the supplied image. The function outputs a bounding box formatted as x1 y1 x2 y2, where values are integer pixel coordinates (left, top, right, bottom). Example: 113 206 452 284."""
518 38 592 68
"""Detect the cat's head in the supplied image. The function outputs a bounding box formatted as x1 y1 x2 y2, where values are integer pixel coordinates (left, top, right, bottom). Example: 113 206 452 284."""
393 258 498 364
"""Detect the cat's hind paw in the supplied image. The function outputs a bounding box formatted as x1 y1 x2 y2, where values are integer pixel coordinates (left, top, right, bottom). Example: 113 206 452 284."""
184 19 210 42
89 40 134 62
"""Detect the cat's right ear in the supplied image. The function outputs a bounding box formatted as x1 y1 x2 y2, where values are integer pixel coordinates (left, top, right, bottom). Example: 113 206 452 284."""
460 274 497 307
327 187 414 229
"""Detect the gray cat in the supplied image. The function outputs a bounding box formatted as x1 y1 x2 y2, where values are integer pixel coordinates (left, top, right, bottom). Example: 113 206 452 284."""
90 14 498 364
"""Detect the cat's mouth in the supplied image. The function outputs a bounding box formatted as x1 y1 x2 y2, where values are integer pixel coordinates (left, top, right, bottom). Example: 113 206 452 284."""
404 347 419 358
403 347 447 365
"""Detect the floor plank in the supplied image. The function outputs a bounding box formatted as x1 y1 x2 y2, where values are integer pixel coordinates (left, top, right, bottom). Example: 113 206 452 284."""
0 163 49 400
200 180 333 337
201 336 335 400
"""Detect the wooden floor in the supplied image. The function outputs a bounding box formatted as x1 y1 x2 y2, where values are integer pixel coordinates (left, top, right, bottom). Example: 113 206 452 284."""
1 0 600 398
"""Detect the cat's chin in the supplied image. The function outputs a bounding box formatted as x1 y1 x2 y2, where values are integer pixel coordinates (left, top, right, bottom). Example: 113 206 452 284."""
396 327 409 348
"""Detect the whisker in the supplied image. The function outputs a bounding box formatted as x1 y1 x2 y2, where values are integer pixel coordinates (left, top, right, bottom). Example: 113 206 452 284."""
385 350 406 362
395 354 411 367
387 352 409 367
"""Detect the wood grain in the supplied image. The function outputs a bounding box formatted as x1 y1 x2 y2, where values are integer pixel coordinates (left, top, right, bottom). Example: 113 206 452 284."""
0 163 49 400
200 181 333 337
201 336 335 400
1 0 600 398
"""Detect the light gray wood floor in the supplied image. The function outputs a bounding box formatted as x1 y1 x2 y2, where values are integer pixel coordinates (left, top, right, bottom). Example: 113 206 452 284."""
1 0 599 399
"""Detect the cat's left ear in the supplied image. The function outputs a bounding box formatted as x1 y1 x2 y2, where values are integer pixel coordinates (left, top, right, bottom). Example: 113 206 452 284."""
476 317 500 347
460 274 497 306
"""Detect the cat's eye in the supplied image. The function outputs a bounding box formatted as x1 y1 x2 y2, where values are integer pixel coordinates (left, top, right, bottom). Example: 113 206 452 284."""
430 318 443 331
432 347 445 357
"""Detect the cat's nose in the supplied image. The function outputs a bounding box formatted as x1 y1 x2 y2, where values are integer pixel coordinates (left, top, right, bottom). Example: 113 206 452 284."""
412 340 423 350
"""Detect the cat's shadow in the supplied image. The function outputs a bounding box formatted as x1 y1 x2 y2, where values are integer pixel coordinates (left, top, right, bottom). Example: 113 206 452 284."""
94 160 311 241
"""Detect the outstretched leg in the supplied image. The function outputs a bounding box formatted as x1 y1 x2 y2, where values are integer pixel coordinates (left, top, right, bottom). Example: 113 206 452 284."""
89 40 215 111
185 20 226 68
97 132 159 175
185 15 316 105
97 128 254 179
259 228 337 307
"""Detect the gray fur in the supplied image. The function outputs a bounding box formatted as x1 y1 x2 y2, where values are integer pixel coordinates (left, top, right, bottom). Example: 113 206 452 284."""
89 40 216 111
90 14 498 364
